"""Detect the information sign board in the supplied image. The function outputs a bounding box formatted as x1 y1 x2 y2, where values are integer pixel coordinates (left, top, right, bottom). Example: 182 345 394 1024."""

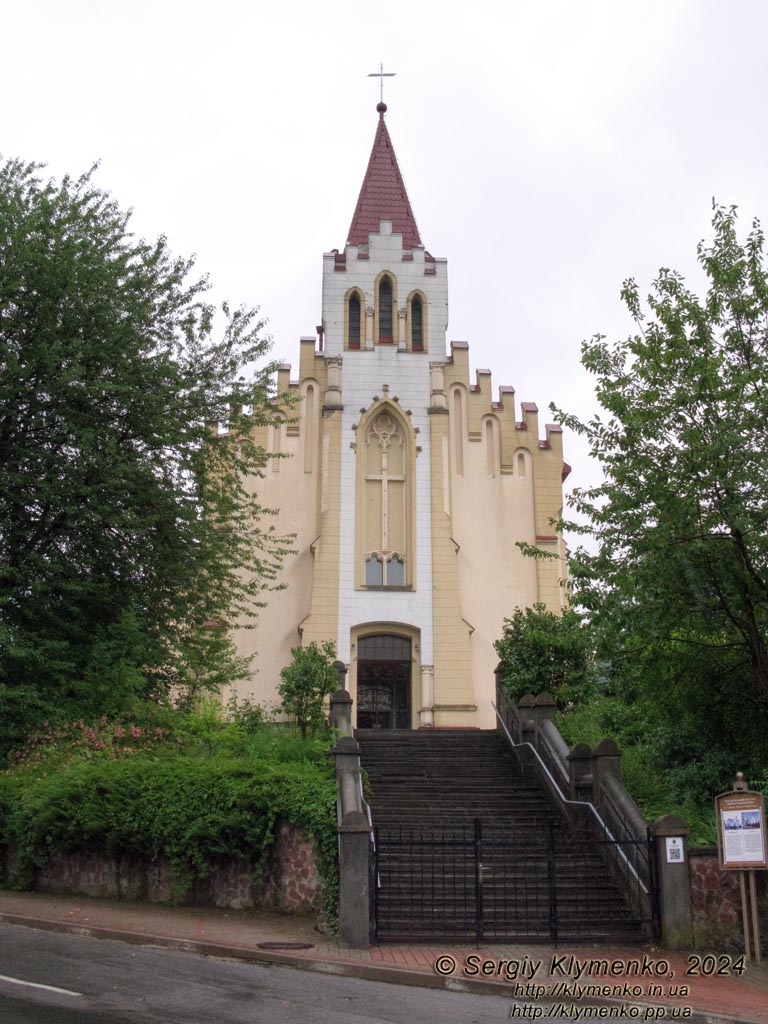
715 791 767 870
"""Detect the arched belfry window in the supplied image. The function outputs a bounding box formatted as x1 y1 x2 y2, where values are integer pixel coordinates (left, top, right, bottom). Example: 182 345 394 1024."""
378 276 393 342
411 295 424 351
358 407 413 587
347 290 363 350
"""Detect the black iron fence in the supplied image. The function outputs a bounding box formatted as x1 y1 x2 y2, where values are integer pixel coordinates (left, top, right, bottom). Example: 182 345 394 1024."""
372 818 660 944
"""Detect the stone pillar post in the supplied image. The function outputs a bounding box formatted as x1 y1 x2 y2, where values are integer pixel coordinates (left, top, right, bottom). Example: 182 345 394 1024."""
333 659 348 690
532 692 556 738
515 694 538 770
338 814 372 949
591 738 622 818
419 664 434 727
493 662 509 734
329 685 352 736
567 742 593 801
494 662 503 702
591 737 622 785
332 735 372 948
518 694 536 748
365 306 374 349
651 814 693 949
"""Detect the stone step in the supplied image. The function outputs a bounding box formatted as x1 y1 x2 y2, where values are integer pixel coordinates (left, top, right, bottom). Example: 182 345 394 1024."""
357 728 646 943
375 904 637 921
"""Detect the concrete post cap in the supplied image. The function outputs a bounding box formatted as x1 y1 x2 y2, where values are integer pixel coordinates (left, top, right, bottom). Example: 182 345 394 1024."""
331 735 360 755
593 738 621 757
533 692 556 708
339 811 372 832
567 742 592 760
651 813 689 837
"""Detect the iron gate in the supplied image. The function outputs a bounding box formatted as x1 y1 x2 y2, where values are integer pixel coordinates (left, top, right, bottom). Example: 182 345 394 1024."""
372 818 660 944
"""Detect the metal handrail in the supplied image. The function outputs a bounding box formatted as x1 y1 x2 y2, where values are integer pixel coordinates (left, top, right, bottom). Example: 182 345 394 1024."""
492 701 650 896
360 775 376 847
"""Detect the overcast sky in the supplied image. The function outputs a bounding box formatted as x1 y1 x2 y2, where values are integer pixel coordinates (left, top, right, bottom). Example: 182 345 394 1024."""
4 0 768 526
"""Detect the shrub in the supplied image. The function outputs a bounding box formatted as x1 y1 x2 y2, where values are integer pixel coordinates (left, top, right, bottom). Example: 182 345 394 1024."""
278 641 338 739
0 708 339 922
495 605 595 711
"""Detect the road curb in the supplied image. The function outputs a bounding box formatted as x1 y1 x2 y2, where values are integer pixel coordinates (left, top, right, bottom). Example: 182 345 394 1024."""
0 911 763 1024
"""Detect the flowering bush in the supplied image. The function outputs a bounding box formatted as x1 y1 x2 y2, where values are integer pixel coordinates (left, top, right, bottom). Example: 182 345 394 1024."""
6 716 173 777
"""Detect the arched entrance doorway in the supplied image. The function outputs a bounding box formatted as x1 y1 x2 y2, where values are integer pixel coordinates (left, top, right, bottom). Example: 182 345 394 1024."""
356 634 411 729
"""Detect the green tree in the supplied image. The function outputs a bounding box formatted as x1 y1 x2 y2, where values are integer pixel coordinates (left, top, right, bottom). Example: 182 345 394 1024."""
0 159 290 752
494 604 595 711
278 641 338 740
557 204 768 786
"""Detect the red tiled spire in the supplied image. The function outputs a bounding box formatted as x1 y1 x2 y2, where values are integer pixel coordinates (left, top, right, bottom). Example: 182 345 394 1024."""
347 103 422 249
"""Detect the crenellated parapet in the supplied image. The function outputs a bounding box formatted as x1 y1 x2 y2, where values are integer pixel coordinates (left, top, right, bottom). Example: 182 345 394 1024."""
434 338 568 618
440 340 567 483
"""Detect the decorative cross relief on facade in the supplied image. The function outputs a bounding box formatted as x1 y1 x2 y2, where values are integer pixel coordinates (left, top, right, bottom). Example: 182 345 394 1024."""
364 411 407 586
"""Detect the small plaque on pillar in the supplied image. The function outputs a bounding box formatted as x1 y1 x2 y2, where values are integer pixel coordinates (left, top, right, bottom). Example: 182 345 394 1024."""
665 837 685 864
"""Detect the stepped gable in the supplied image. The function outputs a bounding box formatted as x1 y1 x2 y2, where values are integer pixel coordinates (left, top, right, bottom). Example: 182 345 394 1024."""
346 103 422 249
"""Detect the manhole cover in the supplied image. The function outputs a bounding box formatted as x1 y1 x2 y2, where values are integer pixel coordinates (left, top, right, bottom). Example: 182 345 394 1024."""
256 942 315 951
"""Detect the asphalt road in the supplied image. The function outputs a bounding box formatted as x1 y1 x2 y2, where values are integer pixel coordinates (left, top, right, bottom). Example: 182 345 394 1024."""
0 921 538 1023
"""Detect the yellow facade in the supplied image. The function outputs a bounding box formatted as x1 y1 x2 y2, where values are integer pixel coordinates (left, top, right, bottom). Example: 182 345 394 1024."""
229 107 568 728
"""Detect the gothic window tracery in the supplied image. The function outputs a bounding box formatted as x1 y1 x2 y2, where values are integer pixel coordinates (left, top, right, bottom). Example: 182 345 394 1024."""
362 410 408 586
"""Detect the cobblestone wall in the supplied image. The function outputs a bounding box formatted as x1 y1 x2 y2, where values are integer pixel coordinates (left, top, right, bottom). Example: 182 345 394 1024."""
33 818 323 915
262 822 323 912
689 847 767 953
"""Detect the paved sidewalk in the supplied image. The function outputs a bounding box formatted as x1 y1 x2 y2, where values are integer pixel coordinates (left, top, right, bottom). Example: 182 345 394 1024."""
1 891 766 1022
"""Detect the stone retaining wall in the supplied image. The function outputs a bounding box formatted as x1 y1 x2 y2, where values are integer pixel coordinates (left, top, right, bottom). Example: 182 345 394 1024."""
33 819 323 915
689 847 767 953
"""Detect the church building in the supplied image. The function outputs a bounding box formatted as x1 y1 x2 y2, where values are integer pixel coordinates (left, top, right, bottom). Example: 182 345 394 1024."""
232 102 569 730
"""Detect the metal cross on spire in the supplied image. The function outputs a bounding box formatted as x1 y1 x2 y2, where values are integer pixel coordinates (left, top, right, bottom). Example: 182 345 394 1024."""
367 63 396 104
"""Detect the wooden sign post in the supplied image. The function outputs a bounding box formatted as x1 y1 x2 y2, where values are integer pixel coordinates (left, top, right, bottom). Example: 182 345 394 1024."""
715 773 767 961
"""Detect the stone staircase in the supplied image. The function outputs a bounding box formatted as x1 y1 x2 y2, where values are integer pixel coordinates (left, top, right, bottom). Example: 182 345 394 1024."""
357 728 647 943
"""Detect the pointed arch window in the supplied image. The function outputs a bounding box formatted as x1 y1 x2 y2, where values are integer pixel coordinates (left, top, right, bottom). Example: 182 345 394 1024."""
360 410 412 587
378 276 393 342
347 290 362 350
365 555 384 586
387 554 405 586
411 295 423 351
349 293 361 349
